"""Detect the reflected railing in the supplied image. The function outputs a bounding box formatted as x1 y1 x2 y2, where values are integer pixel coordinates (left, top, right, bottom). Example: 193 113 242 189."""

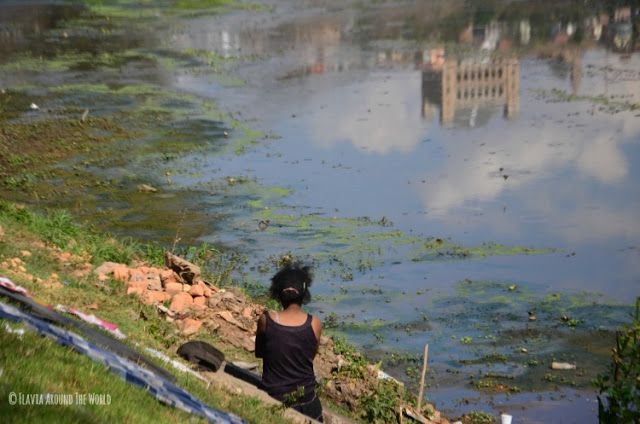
421 53 520 128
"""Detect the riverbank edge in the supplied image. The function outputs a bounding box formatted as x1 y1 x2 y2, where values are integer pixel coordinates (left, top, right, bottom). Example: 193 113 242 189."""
0 201 453 424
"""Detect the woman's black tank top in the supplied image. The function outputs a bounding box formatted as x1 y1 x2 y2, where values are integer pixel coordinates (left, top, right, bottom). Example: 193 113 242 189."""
261 312 318 399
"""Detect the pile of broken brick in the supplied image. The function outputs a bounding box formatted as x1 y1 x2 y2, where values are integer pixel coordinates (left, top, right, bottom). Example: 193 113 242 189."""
94 252 261 351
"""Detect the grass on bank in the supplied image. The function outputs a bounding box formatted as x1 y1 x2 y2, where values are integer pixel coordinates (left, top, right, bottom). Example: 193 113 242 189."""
595 298 640 423
0 328 279 424
0 201 293 424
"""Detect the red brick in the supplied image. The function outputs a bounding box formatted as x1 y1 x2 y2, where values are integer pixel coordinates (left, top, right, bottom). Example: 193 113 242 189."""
165 282 183 295
141 291 171 305
189 285 204 297
176 318 202 336
128 269 145 282
170 292 193 313
127 286 145 296
242 307 253 319
113 265 129 283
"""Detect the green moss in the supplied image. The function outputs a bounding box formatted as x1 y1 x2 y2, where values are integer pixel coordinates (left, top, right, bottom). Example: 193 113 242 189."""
82 0 243 19
228 123 264 155
461 411 496 424
0 114 135 185
413 239 552 262
182 48 237 67
0 51 165 73
250 205 551 282
533 88 640 113
171 0 233 9
343 319 391 332
216 74 247 87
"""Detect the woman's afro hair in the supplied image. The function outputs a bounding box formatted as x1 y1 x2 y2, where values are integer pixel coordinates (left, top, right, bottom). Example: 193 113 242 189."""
269 262 313 306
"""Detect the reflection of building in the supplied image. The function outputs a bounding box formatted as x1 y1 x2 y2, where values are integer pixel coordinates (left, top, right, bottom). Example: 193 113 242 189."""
422 57 519 127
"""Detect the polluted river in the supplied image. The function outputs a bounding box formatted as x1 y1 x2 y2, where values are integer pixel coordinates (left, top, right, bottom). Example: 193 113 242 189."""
1 1 639 422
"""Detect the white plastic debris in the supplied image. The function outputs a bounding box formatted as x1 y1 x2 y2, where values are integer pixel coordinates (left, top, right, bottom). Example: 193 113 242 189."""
3 322 25 338
551 361 576 370
30 103 39 111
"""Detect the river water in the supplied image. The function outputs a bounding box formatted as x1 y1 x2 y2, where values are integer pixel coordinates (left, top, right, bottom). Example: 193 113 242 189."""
2 1 639 422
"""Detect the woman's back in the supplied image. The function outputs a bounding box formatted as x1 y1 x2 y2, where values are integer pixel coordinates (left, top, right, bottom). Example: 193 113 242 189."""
255 262 324 422
259 312 318 399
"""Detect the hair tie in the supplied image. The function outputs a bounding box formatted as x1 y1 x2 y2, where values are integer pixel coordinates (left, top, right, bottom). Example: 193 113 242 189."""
282 287 299 295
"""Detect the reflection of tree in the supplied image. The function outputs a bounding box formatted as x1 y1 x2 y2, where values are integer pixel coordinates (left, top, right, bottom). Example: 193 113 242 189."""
0 4 82 57
0 3 147 59
379 0 638 48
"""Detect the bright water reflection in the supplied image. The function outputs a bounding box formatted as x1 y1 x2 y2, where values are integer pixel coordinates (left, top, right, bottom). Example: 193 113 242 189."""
169 2 640 418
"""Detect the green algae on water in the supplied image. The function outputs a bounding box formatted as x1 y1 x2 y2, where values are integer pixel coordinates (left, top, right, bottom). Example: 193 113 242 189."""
533 88 640 114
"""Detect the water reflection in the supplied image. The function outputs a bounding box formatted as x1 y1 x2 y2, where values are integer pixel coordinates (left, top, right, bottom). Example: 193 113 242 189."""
0 2 149 61
0 3 82 57
421 54 519 127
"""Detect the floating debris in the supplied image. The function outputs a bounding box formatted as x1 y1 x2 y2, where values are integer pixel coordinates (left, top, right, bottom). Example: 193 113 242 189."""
551 362 576 370
378 216 393 227
29 103 39 111
137 184 158 193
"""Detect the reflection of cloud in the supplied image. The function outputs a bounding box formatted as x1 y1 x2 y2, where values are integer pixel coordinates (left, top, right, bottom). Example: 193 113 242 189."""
306 73 426 154
577 136 627 183
418 102 639 245
422 117 634 213
560 203 640 242
521 186 640 243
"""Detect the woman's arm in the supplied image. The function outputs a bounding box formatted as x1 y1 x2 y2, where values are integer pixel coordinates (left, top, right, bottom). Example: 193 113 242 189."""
254 311 267 358
311 316 322 355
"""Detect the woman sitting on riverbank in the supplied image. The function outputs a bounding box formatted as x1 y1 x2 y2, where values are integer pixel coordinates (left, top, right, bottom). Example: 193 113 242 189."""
255 263 323 422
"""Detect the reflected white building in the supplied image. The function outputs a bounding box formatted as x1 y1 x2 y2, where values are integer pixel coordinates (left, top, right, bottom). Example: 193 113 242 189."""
422 56 520 127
